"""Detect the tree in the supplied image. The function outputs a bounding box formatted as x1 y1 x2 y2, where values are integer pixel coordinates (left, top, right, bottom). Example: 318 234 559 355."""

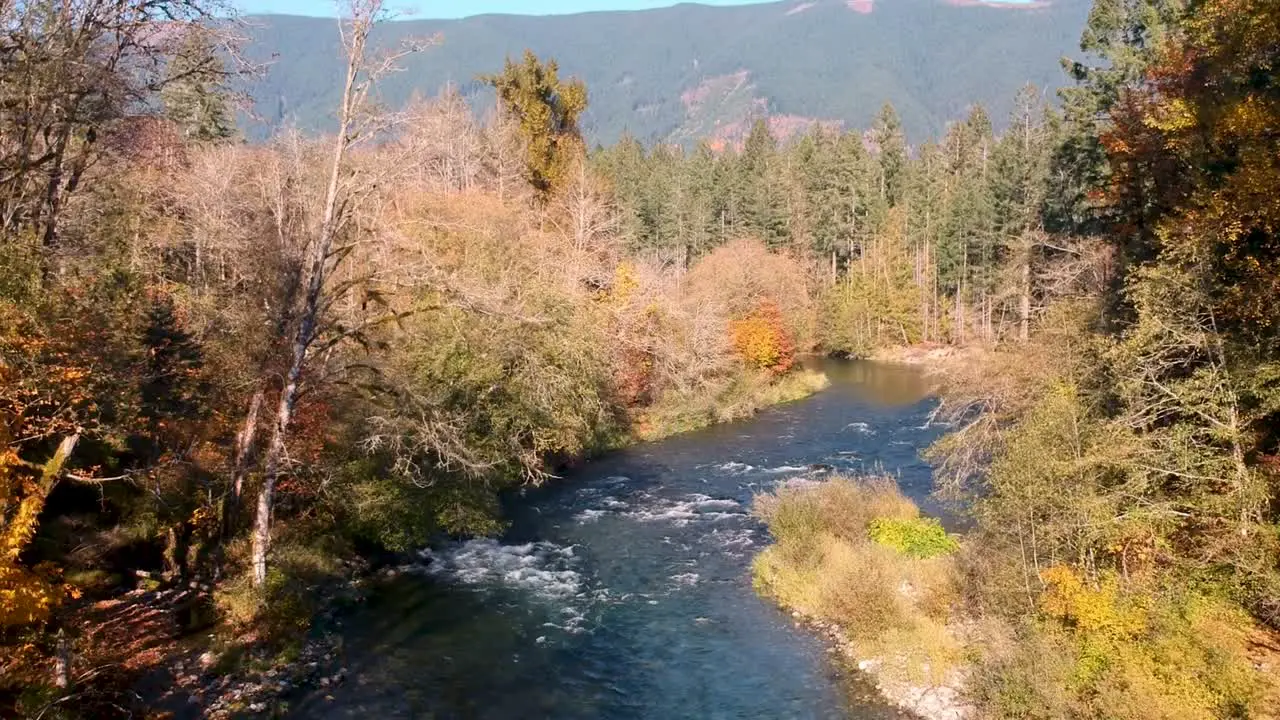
871 103 908 207
990 86 1055 341
483 50 588 203
739 119 789 249
161 27 237 143
1049 0 1185 236
250 0 426 589
0 0 231 251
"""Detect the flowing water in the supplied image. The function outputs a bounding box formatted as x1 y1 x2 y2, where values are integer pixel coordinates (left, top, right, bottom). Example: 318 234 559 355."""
291 360 944 719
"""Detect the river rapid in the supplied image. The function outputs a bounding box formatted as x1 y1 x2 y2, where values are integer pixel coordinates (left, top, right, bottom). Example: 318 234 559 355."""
290 360 944 719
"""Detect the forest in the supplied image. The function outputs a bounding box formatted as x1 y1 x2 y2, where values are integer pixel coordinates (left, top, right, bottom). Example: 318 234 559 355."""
2 0 1278 717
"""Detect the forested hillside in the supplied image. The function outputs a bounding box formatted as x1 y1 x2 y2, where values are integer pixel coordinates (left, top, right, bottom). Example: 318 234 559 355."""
240 0 1091 145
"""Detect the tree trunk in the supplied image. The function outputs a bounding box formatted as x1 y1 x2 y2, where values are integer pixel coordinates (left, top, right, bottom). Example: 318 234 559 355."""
230 389 264 505
250 9 374 588
251 371 301 588
1019 255 1032 342
53 629 71 689
163 526 181 579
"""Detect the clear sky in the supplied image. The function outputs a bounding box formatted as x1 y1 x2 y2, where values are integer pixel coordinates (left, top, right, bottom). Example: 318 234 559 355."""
236 0 780 19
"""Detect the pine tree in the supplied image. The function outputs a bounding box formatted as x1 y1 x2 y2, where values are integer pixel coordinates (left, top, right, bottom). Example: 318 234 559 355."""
740 119 789 248
161 29 235 143
1049 0 1186 234
484 50 588 202
871 103 908 207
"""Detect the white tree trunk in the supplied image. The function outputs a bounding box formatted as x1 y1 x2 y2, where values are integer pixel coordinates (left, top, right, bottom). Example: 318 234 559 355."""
249 3 377 589
230 389 263 505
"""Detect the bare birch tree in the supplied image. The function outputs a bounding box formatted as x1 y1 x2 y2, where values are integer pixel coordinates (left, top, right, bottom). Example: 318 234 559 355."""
250 0 427 589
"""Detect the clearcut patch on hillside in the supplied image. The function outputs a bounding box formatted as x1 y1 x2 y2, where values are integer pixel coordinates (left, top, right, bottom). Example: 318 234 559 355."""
673 71 841 150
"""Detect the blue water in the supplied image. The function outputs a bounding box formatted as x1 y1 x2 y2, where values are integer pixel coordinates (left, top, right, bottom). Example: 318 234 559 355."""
292 360 943 719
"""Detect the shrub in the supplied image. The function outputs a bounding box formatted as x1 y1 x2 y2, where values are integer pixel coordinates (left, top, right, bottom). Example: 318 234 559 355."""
682 237 814 348
754 475 917 548
869 517 958 559
969 583 1268 720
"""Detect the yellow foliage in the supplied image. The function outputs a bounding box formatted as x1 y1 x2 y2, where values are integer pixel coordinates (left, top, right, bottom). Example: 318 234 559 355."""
729 301 795 374
0 450 59 627
0 563 58 627
609 261 639 306
1039 565 1147 639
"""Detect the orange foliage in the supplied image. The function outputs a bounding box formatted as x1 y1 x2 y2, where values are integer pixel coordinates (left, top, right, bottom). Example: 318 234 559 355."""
0 304 95 628
730 300 796 375
1108 0 1280 336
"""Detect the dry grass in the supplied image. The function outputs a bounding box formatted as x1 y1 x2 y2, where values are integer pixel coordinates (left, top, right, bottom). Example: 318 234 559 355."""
637 368 829 441
751 475 963 685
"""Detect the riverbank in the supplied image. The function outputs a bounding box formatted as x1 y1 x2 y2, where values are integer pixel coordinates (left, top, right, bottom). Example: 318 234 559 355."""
751 460 1280 720
634 367 830 442
14 366 834 719
869 344 990 374
246 358 940 718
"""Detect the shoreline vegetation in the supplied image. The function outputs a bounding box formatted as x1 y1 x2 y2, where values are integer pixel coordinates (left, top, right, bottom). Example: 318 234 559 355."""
3 0 1280 717
752 468 1280 720
751 476 970 720
750 3 1280 716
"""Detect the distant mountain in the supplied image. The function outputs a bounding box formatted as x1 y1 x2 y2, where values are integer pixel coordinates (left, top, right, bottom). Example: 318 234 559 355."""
238 0 1092 146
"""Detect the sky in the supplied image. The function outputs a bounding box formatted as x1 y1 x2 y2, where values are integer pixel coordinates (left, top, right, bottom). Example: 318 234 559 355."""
235 0 780 19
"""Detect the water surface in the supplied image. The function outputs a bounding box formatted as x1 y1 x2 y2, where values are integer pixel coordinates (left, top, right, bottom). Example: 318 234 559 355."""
293 360 943 719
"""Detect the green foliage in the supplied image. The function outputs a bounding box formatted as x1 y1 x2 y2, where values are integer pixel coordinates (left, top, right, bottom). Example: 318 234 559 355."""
868 517 958 559
336 460 503 547
484 50 587 200
161 28 236 142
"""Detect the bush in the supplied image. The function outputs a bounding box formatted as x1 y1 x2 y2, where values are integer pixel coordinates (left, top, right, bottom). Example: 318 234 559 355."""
730 300 796 374
754 475 917 549
869 517 958 559
969 578 1269 720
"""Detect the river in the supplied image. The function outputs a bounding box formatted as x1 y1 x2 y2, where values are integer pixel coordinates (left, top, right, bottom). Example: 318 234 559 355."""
290 360 944 719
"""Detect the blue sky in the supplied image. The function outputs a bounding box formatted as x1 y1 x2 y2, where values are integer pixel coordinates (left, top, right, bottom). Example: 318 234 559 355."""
236 0 779 18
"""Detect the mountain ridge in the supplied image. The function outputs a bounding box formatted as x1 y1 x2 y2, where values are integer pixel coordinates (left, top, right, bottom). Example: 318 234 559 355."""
238 0 1092 145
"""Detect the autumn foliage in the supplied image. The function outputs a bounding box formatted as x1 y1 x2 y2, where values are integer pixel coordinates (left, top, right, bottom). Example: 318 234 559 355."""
730 301 796 375
0 306 95 629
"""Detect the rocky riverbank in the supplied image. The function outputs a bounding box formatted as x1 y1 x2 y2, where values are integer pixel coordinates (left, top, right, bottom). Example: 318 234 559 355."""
793 608 972 720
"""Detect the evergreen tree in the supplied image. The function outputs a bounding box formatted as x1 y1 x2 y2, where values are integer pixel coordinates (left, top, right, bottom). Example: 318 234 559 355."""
161 29 235 143
1049 0 1186 235
871 103 908 207
740 119 789 248
594 133 648 248
484 50 588 202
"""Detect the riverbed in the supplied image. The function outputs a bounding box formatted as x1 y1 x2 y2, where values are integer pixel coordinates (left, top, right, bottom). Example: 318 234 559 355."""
289 360 944 719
